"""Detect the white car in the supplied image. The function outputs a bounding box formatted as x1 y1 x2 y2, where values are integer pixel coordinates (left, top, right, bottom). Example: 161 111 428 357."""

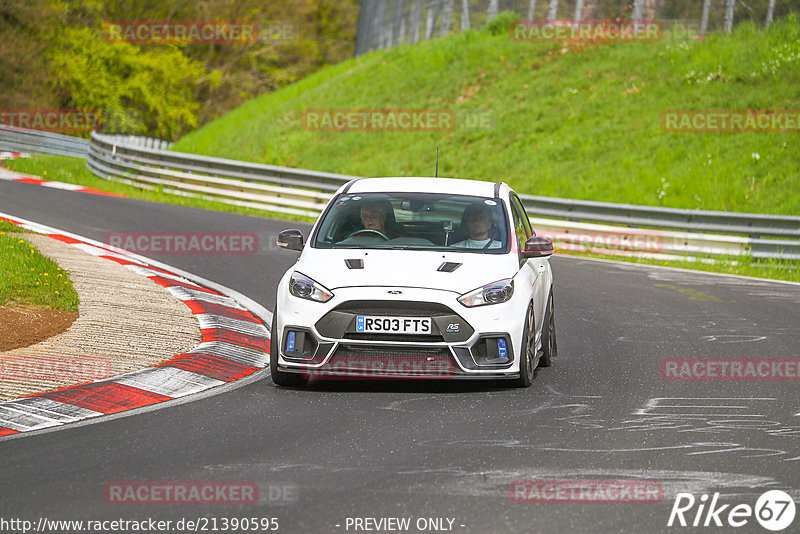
271 177 556 387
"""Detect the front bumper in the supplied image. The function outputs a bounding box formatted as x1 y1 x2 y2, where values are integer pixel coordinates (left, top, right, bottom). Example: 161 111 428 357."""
275 286 526 380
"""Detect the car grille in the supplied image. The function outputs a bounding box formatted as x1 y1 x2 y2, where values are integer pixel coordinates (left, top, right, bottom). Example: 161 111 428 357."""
315 300 473 343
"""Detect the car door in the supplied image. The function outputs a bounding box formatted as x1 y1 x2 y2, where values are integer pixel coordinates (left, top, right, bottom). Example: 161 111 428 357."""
510 194 547 336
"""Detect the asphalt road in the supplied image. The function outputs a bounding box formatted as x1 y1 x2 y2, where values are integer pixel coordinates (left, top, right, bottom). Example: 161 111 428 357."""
1 179 799 534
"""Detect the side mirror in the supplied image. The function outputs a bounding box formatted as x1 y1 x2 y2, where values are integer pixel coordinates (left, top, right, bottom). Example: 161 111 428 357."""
522 236 554 258
277 229 304 251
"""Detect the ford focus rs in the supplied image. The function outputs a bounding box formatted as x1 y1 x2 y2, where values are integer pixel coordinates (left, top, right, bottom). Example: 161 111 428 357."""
270 177 556 387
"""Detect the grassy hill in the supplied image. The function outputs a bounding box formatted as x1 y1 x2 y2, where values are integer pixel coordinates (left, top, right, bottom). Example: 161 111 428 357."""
173 13 800 215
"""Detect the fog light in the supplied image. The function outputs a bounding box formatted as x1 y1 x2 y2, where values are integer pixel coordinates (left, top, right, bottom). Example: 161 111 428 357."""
286 331 296 352
497 338 508 360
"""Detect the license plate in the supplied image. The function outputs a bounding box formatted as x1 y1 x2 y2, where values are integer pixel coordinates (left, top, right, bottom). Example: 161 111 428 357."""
356 315 432 334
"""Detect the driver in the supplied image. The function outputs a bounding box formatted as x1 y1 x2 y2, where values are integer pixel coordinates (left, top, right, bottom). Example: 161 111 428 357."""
360 202 389 233
452 203 502 249
354 202 401 238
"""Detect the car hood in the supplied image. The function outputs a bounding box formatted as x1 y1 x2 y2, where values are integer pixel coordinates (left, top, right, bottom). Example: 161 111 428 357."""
296 248 518 294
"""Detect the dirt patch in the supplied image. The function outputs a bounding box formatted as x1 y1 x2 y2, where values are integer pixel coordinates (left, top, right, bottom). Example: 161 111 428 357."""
0 306 78 352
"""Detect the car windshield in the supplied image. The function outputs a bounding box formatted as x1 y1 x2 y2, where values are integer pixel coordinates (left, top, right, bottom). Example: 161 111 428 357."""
313 192 509 253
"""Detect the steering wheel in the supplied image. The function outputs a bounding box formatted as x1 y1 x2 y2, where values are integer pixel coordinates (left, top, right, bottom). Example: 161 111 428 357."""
346 228 390 240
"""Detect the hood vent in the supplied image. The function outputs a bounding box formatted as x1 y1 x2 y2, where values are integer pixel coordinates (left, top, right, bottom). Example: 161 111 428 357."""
437 262 462 273
345 258 364 269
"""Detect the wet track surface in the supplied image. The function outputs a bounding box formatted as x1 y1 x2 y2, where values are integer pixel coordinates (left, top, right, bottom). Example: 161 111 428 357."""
1 179 798 533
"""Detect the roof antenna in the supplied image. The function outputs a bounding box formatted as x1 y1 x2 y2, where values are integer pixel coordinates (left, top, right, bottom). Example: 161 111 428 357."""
435 147 439 178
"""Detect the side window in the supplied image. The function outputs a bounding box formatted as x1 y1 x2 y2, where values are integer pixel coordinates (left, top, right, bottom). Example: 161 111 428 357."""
512 195 534 238
510 201 528 254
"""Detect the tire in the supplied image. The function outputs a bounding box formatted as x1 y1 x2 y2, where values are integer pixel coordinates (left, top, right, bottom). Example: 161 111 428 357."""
538 290 557 368
270 310 308 388
514 303 536 388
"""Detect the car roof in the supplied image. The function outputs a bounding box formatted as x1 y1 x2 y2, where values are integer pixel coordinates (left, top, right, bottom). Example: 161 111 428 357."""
342 177 509 198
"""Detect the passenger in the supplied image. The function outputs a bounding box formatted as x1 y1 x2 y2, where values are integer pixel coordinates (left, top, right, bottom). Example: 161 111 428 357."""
451 203 502 249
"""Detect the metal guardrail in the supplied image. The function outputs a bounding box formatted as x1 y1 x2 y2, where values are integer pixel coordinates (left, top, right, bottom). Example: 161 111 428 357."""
87 132 341 217
1 127 798 260
533 218 800 261
521 196 800 239
0 125 89 159
90 132 354 191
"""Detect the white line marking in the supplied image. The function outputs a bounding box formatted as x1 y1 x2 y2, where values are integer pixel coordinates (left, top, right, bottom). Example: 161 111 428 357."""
40 181 84 191
3 397 102 422
0 406 62 431
166 286 243 308
114 367 224 398
125 264 192 283
195 314 269 336
71 242 119 257
191 341 269 367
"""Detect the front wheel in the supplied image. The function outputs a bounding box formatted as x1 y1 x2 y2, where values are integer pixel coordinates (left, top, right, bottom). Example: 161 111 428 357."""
514 304 536 388
270 310 308 388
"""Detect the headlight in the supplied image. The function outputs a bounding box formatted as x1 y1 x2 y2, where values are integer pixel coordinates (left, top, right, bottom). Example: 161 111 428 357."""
458 279 514 307
289 271 333 302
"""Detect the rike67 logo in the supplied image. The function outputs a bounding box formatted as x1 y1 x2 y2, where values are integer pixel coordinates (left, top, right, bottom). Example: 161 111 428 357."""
668 490 796 531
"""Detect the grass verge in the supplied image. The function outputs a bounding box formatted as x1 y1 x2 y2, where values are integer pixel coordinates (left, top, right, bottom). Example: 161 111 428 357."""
0 225 80 311
172 13 800 215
